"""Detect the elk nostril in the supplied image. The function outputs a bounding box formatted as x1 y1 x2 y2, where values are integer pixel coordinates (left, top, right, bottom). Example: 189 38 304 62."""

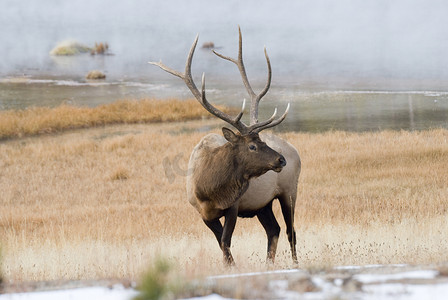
278 155 286 167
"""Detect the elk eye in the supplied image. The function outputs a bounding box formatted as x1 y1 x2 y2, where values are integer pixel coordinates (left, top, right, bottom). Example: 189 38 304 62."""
249 144 257 151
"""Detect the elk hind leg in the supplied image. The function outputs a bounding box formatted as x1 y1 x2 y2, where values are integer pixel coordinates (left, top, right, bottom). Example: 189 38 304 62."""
279 194 298 264
257 201 281 263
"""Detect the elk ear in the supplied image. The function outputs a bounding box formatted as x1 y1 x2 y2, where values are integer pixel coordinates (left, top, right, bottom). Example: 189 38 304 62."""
222 127 239 144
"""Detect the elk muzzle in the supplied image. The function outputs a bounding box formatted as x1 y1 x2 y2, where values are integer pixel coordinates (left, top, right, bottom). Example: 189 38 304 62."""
272 154 287 173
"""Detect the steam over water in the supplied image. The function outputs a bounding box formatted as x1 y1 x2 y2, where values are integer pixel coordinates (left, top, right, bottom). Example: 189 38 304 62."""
1 0 448 132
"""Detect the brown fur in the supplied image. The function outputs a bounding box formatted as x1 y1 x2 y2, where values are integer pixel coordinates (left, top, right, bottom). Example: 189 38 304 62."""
187 132 300 265
187 128 288 265
192 129 285 220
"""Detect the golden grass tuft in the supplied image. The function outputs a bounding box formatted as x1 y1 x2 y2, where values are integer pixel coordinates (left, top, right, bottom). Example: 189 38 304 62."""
86 70 106 80
0 122 447 282
0 99 228 140
110 166 130 181
49 40 91 56
0 246 3 288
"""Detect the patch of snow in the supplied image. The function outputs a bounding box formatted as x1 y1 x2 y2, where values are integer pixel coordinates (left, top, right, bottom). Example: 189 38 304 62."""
335 264 408 271
207 268 304 280
306 277 344 299
355 270 439 284
362 283 448 300
182 294 232 300
0 286 138 300
0 267 445 300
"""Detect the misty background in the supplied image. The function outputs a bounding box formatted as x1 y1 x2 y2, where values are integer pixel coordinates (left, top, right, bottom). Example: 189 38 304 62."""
0 0 447 131
2 0 448 82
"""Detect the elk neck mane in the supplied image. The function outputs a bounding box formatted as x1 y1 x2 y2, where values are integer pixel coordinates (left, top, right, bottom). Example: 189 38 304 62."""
193 142 250 210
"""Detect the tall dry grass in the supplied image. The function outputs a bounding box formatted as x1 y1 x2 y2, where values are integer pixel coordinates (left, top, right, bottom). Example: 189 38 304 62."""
0 99 225 140
0 121 447 282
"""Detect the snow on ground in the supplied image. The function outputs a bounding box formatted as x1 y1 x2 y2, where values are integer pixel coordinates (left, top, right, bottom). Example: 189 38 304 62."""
2 264 448 299
0 285 139 300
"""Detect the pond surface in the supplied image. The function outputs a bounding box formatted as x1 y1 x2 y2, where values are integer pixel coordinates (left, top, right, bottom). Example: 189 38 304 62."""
1 76 447 133
1 0 448 132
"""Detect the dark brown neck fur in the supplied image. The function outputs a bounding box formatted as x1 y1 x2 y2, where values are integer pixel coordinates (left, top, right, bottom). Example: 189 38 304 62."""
194 143 250 210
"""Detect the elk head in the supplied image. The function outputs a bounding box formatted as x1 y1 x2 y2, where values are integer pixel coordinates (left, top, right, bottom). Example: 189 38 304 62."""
149 26 289 170
222 127 286 178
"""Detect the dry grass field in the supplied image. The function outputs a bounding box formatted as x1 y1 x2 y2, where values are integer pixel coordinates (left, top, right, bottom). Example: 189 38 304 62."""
0 103 447 285
0 99 226 140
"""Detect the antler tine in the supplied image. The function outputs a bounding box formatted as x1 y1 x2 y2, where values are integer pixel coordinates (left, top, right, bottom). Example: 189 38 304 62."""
201 73 248 134
246 107 277 132
212 49 236 64
148 60 184 79
213 26 274 125
252 47 272 123
183 35 200 98
150 35 249 134
252 103 290 133
236 26 257 100
234 98 246 123
149 35 201 99
213 27 257 102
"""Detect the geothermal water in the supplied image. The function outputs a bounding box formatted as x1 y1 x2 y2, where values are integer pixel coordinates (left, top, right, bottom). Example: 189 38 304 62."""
1 0 447 132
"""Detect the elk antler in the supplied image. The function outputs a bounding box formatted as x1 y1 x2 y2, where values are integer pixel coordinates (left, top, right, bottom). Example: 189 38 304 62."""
149 28 289 135
213 26 269 125
213 26 289 129
149 35 249 134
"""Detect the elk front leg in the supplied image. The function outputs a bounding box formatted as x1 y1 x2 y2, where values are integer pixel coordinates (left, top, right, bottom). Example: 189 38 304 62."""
221 203 238 266
203 218 223 249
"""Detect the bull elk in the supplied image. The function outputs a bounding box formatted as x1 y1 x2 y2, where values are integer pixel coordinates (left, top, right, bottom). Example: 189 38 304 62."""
150 27 301 265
